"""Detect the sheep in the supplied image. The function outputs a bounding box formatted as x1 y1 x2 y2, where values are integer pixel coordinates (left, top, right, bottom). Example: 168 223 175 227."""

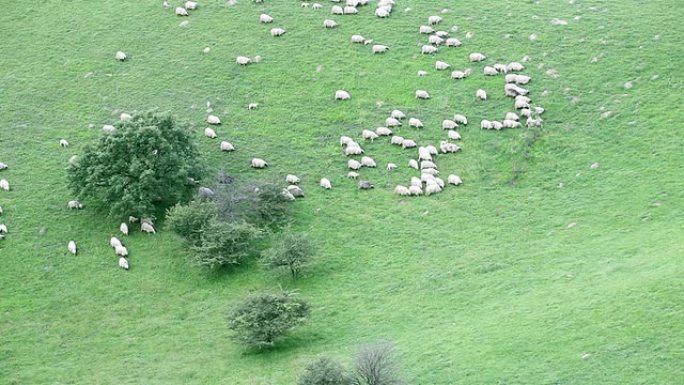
67 200 83 209
494 64 508 73
447 130 461 140
375 7 390 17
420 160 437 170
59 139 69 148
312 3 322 9
69 155 78 164
515 75 531 84
301 2 310 7
428 15 442 25
115 245 128 257
175 7 189 16
390 136 404 145
358 180 374 189
68 241 77 255
451 70 467 79
110 237 123 249
204 127 217 138
426 145 439 155
419 25 434 34
445 38 462 47
534 106 545 115
505 112 520 121
115 51 127 61
320 178 332 189
440 141 460 153
362 129 379 141
0 206 2 215
484 66 498 76
434 177 446 188
515 97 530 109
0 224 7 234
102 124 116 133
402 139 417 148
332 5 344 14
507 62 525 71
361 156 376 168
335 90 351 100
415 90 430 99
435 61 450 70
503 119 522 128
390 109 405 120
421 45 438 54
207 115 221 125
283 175 299 186
418 147 432 161
386 163 397 171
505 84 529 97
323 19 338 28
425 182 442 196
343 6 358 14
435 30 449 37
408 159 419 170
520 108 532 118
491 121 504 130
526 117 543 127
260 13 273 23
287 185 305 198
505 74 517 83
408 118 424 128
119 222 129 236
270 28 286 37
386 117 401 127
448 174 463 185
394 185 410 196
347 171 359 179
476 89 488 100
119 113 132 121
480 120 493 129
128 216 139 223
375 127 392 136
408 185 423 196
220 141 235 151
0 162 6 170
428 35 444 45
442 120 458 129
351 34 366 43
251 158 268 168
372 45 389 53
469 53 486 62
141 222 156 234
119 257 129 270
340 135 353 146
348 159 361 170
410 176 422 187
417 70 428 76
0 179 9 191
236 56 252 65
198 187 215 199
453 114 468 125
185 1 198 10
344 144 364 155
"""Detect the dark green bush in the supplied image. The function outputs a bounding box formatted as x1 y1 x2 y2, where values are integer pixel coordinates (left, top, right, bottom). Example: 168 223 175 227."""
165 200 218 246
190 219 262 270
261 231 316 279
298 357 353 385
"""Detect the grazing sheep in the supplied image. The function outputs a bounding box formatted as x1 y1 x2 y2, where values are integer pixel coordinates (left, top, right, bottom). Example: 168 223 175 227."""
119 257 129 270
505 112 520 121
115 51 127 61
394 185 410 196
217 141 235 152
408 118 424 128
390 136 404 145
0 224 7 233
385 117 401 127
348 159 361 170
447 130 461 140
421 45 438 54
115 245 128 257
236 56 252 65
0 179 9 191
358 180 374 190
335 90 351 100
418 147 432 161
286 175 300 185
520 108 532 118
251 158 268 168
421 160 437 170
67 200 83 209
344 144 364 155
419 25 434 34
185 1 198 10
0 162 6 170
451 70 467 79
351 34 366 43
401 139 417 149
260 13 273 23
448 174 463 185
390 109 405 120
198 187 215 199
59 139 69 148
417 70 428 76
410 177 422 187
440 141 460 153
428 35 444 45
515 98 530 110
375 7 390 17
491 121 504 130
362 129 379 141
68 241 77 255
120 113 132 121
271 28 286 37
415 90 430 99
204 127 217 138
102 124 116 133
494 63 508 73
505 83 529 97
343 6 357 14
323 19 338 28
408 159 419 170
508 62 525 71
435 61 450 70
505 74 517 83
526 117 543 127
484 66 498 76
425 182 442 196
534 106 545 115
175 7 189 16
69 155 78 164
435 30 449 37
445 38 462 47
386 163 397 171
207 115 221 125
515 75 531 84
503 119 522 128
375 127 392 136
340 135 353 146
120 222 129 236
110 237 123 249
128 216 139 223
301 2 310 8
141 222 155 234
442 120 458 129
469 53 486 62
312 3 322 9
480 120 493 129
476 89 487 100
287 185 305 198
372 44 389 53
408 185 423 196
332 5 344 14
361 156 376 168
426 145 438 155
320 178 332 189
428 15 442 25
0 206 3 215
247 103 259 111
453 114 468 125
347 171 359 179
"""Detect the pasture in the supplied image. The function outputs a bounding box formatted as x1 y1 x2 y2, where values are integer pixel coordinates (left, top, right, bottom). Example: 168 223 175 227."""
1 0 682 384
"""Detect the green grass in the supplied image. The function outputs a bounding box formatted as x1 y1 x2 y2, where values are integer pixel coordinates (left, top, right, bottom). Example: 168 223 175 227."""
1 0 683 384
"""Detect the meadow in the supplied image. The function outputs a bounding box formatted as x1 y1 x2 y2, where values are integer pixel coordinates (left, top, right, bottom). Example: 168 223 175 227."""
1 0 682 384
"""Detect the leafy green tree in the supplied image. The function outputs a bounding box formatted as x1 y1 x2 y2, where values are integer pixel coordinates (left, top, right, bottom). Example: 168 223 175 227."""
227 292 311 349
261 231 316 279
166 199 218 246
190 219 262 270
298 357 353 385
214 179 293 229
67 112 204 219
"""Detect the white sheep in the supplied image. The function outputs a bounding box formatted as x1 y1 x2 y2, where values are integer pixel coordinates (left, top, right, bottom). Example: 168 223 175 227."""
508 62 525 71
312 3 322 9
505 112 520 121
445 38 462 47
372 45 389 53
417 70 428 76
141 222 155 234
207 115 221 125
362 129 379 141
394 185 410 196
390 136 404 145
347 171 359 179
119 257 129 270
69 155 78 164
410 177 421 187
515 98 530 110
428 35 444 45
361 156 376 168
340 135 353 146
236 56 252 65
469 53 486 62
448 174 463 185
0 162 6 170
440 141 460 153
415 90 430 99
421 45 438 54
419 25 434 34
301 2 310 8
287 185 305 198
491 121 504 130
409 118 424 128
348 159 361 170
220 141 235 152
476 89 488 100
351 34 366 43
385 117 401 127
323 19 338 28
343 6 357 14
0 179 9 191
503 119 521 128
426 145 438 155
520 108 532 118
386 163 397 171
494 63 508 73
110 237 122 249
484 66 498 76
332 5 344 14
119 113 132 121
320 178 332 189
185 1 198 10
505 84 529 97
68 241 77 255
344 144 364 155
526 117 543 127
390 109 405 120
408 185 423 196
175 7 189 16
271 28 286 37
286 174 300 184
375 127 392 136
67 200 83 209
281 189 295 201
435 30 449 37
204 127 217 138
260 13 273 23
408 159 419 170
442 120 457 129
505 74 517 83
447 130 461 140
120 222 129 235
453 114 468 125
375 7 390 17
0 206 3 215
402 139 417 149
59 139 69 148
102 124 116 133
480 120 493 129
534 106 545 115
418 147 432 161
421 160 437 170
115 51 127 61
251 158 268 168
428 15 442 25
425 182 442 196
0 224 7 233
435 61 450 70
451 70 467 79
335 90 351 100
115 245 128 257
515 75 532 85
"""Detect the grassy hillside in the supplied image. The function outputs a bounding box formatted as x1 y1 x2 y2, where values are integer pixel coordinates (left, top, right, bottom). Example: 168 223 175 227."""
1 0 682 384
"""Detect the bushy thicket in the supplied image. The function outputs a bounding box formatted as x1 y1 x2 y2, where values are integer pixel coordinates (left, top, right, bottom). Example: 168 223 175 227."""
213 178 293 229
353 342 404 385
262 231 316 279
298 357 353 385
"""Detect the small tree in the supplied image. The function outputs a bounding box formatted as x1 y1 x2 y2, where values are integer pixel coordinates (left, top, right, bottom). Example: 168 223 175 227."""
68 112 204 219
190 219 262 270
165 199 218 246
227 292 311 349
353 342 404 385
261 231 316 279
214 179 293 229
298 357 353 385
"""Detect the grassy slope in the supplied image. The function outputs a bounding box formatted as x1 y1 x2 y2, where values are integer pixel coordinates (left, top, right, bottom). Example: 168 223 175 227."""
1 0 682 384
